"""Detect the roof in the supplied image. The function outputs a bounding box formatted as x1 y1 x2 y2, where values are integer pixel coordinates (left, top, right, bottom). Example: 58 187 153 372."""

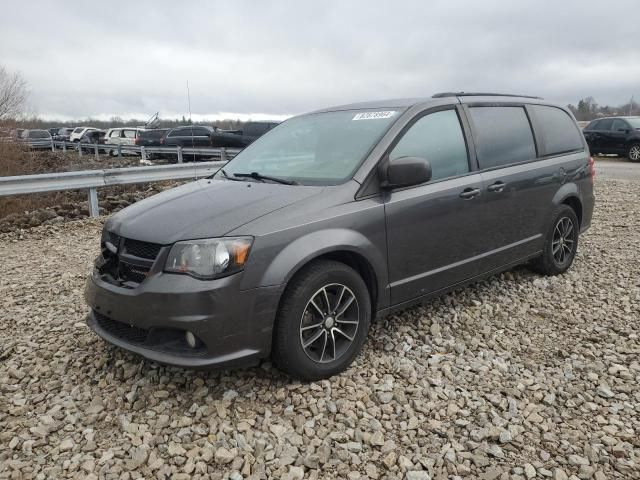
588 116 640 121
310 93 548 114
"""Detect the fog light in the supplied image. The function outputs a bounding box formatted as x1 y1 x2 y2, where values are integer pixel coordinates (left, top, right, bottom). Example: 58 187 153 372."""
185 331 198 348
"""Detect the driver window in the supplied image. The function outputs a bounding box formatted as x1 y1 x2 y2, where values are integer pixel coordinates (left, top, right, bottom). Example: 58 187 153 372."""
612 119 628 131
390 109 469 181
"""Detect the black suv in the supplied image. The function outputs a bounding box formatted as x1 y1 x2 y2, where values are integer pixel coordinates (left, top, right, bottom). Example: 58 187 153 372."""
211 121 280 148
86 93 595 380
583 116 640 161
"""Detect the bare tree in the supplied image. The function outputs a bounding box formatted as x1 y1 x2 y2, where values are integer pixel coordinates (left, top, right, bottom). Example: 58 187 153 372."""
0 65 28 121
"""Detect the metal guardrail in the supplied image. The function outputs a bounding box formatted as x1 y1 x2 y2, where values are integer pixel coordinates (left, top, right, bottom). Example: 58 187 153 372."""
0 161 226 217
24 139 242 163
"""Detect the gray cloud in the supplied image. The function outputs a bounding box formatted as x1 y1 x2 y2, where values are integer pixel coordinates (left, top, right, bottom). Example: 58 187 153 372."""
1 0 638 120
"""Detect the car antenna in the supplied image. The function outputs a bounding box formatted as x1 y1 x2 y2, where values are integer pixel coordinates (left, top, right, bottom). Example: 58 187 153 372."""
187 80 195 163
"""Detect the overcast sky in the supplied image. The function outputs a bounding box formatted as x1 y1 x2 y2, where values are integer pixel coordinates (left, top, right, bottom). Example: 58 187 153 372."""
1 0 638 121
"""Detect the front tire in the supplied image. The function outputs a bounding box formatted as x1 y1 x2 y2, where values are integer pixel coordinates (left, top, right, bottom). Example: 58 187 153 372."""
530 205 579 276
627 143 640 162
272 260 371 381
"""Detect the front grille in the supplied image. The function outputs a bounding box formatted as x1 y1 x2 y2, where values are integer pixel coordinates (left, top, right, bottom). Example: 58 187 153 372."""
123 239 164 259
99 231 164 287
94 312 148 344
119 262 150 283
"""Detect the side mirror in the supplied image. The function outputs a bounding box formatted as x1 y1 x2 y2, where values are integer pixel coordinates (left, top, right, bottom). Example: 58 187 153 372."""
380 156 432 189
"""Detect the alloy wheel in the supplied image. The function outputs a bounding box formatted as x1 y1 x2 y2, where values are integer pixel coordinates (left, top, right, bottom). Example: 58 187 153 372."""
299 283 360 364
552 217 575 265
629 145 640 161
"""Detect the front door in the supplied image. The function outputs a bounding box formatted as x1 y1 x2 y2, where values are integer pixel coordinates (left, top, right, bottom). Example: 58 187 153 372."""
384 108 488 305
610 119 631 153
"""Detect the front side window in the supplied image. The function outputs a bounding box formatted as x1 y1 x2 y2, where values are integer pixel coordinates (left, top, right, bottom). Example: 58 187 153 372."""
626 118 640 128
123 129 136 139
469 106 536 169
530 105 583 156
110 129 121 138
612 119 630 131
218 109 401 185
73 127 83 133
389 109 469 181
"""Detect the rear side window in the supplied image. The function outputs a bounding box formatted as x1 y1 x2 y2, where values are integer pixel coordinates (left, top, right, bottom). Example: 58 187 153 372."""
168 129 185 137
141 130 167 139
110 129 121 138
389 109 469 181
469 106 536 169
244 123 266 136
30 131 50 138
530 105 583 156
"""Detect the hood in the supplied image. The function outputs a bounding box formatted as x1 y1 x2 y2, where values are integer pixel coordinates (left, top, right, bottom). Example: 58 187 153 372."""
106 178 324 243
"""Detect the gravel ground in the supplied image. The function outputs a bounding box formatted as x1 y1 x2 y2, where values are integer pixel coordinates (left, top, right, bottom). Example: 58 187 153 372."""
0 179 638 480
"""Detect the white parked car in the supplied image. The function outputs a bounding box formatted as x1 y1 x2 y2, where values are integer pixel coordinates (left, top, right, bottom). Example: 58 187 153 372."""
104 127 145 156
69 126 99 143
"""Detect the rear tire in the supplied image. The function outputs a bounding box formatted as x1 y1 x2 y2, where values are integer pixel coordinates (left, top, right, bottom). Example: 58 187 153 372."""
272 260 371 381
627 144 640 162
530 205 579 276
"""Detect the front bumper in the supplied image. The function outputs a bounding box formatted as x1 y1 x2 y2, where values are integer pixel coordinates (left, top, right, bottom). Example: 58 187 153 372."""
85 269 284 368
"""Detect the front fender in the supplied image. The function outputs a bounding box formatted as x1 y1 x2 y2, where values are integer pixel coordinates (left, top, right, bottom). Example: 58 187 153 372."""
256 228 389 307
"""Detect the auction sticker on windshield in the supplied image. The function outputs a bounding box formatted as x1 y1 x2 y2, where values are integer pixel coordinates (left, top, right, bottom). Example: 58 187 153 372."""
352 111 397 120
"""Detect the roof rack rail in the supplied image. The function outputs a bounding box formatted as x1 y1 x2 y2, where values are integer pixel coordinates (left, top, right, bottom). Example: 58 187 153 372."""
432 92 543 100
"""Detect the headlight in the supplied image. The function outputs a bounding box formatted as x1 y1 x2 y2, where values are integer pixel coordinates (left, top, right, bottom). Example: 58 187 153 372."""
165 237 253 279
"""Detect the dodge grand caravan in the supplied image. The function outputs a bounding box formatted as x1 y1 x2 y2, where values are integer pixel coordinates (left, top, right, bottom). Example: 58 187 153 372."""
85 93 595 380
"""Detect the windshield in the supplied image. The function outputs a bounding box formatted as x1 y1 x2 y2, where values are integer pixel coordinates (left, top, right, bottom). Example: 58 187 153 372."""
217 109 402 185
627 118 640 128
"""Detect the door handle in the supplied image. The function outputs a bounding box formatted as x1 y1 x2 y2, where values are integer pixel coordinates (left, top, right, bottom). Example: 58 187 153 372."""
487 181 506 192
459 187 481 199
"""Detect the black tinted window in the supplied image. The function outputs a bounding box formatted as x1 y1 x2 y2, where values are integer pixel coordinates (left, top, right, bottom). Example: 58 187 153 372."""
469 106 536 168
168 129 186 137
585 120 600 131
530 105 583 155
30 130 50 139
141 130 167 139
390 109 469 181
597 119 613 131
192 127 210 136
244 123 268 136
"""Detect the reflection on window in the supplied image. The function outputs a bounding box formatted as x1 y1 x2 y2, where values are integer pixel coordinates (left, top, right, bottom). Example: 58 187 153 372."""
390 110 469 181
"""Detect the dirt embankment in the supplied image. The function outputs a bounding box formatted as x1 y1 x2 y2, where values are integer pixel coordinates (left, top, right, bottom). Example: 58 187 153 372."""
0 143 177 232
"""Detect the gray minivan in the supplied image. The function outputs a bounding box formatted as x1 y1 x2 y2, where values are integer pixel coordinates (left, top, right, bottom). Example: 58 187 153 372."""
85 93 595 380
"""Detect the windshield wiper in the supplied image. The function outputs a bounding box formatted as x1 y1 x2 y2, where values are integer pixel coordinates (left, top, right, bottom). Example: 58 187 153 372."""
233 171 298 185
213 168 242 181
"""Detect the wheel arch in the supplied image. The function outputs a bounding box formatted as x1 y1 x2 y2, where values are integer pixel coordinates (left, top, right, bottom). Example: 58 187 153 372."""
552 184 583 228
256 228 389 314
561 195 583 228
